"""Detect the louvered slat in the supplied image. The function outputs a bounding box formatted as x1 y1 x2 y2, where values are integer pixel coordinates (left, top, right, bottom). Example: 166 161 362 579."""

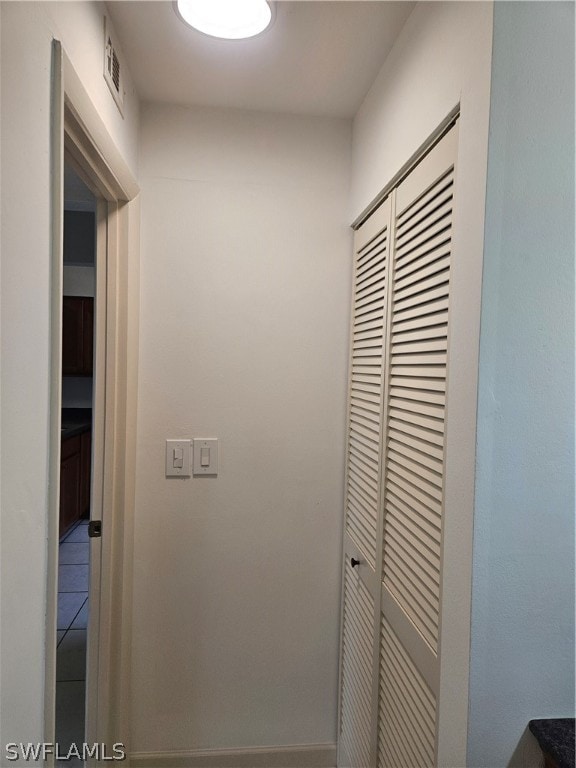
345 219 388 569
340 561 376 768
382 167 453 655
378 618 436 768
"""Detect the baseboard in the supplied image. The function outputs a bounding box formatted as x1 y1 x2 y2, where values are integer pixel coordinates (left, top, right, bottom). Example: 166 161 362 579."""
130 742 336 768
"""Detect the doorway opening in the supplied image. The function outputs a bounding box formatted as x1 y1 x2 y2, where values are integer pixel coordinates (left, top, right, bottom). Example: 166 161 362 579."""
46 43 140 764
54 163 97 756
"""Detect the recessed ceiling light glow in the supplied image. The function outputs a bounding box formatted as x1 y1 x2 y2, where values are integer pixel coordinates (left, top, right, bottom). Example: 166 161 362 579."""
176 0 273 40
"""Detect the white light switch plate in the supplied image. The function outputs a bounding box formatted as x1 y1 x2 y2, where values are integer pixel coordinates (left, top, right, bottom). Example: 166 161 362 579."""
193 438 219 476
165 439 191 477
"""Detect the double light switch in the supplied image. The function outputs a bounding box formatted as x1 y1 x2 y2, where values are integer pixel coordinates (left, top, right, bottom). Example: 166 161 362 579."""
165 438 219 477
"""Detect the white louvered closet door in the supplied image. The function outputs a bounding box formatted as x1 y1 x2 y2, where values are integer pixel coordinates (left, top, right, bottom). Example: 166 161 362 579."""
378 124 458 768
338 122 459 768
339 196 391 768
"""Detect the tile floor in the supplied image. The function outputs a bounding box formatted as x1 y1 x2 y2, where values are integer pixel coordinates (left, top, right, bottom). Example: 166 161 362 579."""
56 520 90 765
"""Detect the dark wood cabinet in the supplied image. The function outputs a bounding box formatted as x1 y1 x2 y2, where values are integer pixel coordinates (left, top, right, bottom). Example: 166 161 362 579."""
62 296 94 376
60 428 92 538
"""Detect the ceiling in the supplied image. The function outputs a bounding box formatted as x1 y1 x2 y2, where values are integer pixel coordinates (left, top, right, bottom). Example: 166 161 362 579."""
107 1 415 118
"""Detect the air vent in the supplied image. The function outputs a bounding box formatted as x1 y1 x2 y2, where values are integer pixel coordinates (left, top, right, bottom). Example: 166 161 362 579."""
104 18 125 116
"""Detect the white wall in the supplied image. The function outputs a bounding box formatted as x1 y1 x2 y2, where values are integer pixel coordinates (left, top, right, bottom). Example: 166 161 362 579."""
468 3 575 766
351 1 493 219
131 103 351 756
0 0 138 750
47 1 140 176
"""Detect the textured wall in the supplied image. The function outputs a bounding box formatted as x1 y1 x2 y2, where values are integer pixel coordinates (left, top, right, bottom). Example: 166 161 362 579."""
351 1 493 219
469 3 575 766
131 103 351 755
0 0 139 750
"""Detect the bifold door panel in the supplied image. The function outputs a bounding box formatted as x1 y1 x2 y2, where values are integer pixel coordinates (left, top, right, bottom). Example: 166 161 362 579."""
378 617 436 768
339 556 376 768
338 123 459 768
346 196 391 573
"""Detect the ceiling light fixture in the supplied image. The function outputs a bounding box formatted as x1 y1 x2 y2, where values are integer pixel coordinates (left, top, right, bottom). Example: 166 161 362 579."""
175 0 273 40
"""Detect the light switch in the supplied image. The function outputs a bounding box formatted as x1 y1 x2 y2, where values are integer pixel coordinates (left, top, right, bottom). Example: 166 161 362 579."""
200 446 210 467
193 438 218 476
165 439 191 477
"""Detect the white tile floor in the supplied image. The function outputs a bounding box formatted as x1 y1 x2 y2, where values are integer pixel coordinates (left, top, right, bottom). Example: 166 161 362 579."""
56 520 89 762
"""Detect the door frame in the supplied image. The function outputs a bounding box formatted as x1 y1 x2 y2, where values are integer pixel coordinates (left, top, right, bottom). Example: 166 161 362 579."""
337 107 485 768
45 40 140 765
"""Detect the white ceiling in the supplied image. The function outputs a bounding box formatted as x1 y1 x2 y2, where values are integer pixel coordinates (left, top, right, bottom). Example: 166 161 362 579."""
107 1 415 118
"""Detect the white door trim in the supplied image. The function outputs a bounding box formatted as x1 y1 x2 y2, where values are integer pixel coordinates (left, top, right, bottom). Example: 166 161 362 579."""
45 40 140 767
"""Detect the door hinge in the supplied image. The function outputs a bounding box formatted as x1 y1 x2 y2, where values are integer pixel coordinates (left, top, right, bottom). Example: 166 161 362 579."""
88 520 102 538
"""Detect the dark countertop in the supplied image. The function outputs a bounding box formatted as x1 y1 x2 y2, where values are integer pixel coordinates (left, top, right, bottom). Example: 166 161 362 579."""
61 408 92 440
529 719 575 768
